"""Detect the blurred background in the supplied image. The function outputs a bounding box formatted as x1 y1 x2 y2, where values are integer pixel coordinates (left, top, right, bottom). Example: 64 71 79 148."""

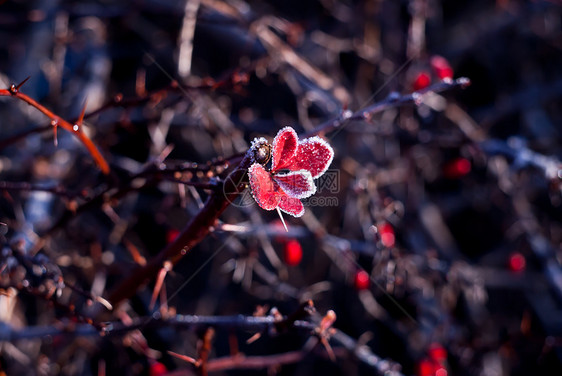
1 0 562 375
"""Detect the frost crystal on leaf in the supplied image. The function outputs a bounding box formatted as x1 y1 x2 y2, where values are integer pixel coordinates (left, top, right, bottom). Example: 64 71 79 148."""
274 170 316 199
248 163 280 210
290 136 334 178
278 195 305 217
272 126 299 171
248 126 334 218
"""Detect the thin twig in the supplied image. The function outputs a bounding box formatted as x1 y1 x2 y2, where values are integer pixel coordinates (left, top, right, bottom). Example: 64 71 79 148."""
303 77 471 138
104 79 471 308
0 81 110 174
0 313 404 375
106 151 254 307
0 181 87 199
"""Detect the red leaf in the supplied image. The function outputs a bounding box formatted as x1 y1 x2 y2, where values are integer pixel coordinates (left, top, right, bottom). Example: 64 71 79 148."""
274 170 316 199
248 127 335 217
278 193 305 217
248 164 281 210
290 136 334 178
272 126 299 171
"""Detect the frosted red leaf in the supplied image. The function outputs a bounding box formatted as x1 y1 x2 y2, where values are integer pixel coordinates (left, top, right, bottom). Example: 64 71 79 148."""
278 194 305 217
248 164 281 210
272 126 299 171
247 126 334 217
274 170 316 199
288 136 334 178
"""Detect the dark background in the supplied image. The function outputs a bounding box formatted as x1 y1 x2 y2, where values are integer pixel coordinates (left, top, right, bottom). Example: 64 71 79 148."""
1 0 561 375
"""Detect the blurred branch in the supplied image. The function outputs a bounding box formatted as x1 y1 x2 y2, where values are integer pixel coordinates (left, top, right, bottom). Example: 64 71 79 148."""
304 77 471 137
0 79 110 174
331 329 403 376
0 311 403 375
106 151 254 307
0 181 87 200
103 79 472 310
0 68 251 152
481 138 561 180
200 350 306 372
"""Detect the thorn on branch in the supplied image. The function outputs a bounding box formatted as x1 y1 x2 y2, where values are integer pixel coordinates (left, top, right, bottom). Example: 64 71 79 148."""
49 119 59 147
149 261 173 310
77 100 88 126
168 351 199 366
0 85 110 173
8 76 31 94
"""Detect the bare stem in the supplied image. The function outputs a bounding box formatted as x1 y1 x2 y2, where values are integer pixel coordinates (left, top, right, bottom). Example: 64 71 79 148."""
304 77 470 137
106 152 253 307
0 84 110 174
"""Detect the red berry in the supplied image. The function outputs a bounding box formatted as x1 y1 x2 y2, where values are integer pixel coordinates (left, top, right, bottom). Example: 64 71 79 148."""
379 223 395 248
149 361 168 376
443 158 471 179
430 55 454 80
428 343 447 363
508 252 526 272
435 368 448 376
413 71 431 91
354 270 370 290
284 239 303 266
418 358 439 376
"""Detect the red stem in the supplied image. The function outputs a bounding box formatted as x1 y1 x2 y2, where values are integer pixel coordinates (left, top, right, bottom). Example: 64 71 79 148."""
0 87 110 174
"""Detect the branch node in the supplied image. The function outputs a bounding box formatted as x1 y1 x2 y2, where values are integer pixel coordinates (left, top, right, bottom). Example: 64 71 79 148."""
457 77 471 88
77 100 88 126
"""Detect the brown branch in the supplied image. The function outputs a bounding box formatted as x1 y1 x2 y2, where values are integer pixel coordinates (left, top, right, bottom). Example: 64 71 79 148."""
0 65 255 150
105 151 254 308
197 327 214 376
206 351 304 372
0 181 87 199
0 314 315 341
0 312 402 374
105 79 471 309
330 329 403 375
167 350 307 374
0 81 110 174
303 77 471 138
41 157 232 238
0 50 261 152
